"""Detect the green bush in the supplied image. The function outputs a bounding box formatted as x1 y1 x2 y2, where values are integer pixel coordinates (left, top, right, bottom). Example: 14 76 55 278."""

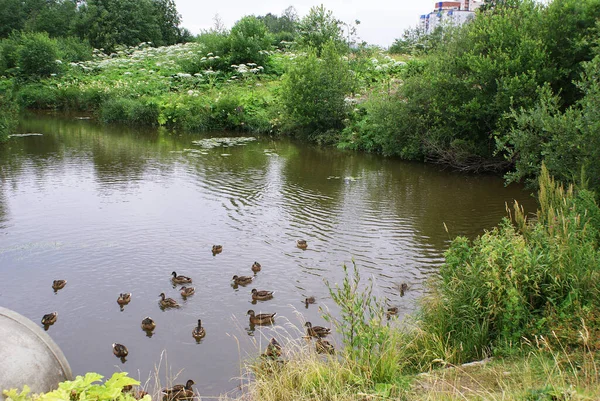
229 16 272 67
280 41 351 142
419 165 600 363
56 36 93 63
17 32 61 78
100 97 158 126
0 85 18 143
0 33 21 75
3 372 145 401
17 84 58 108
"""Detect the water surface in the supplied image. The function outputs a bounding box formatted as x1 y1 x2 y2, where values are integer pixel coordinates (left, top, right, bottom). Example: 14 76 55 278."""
0 113 537 395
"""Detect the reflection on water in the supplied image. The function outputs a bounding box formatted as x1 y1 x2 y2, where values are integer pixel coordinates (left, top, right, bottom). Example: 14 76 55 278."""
0 112 537 395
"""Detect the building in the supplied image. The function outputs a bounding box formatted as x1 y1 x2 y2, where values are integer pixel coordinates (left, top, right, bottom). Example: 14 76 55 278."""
419 0 481 34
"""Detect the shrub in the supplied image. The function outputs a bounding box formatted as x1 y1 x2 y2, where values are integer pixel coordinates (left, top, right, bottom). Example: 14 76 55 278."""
229 16 272 67
3 372 145 401
280 41 351 141
17 32 61 78
56 36 93 63
419 165 600 363
0 85 18 143
100 97 158 126
17 84 58 109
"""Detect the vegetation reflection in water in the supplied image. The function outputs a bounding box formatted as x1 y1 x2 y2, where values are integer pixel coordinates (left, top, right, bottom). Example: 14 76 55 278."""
0 114 537 395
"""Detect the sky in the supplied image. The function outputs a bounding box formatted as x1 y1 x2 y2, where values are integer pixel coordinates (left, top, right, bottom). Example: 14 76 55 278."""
174 0 434 47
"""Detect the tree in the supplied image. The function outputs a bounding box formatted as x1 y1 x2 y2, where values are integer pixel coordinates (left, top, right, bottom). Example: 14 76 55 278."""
0 0 26 38
296 5 343 55
281 41 352 141
152 0 182 45
229 16 272 66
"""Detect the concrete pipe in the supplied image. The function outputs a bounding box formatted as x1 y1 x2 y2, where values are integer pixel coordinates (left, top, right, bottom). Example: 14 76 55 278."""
0 307 72 399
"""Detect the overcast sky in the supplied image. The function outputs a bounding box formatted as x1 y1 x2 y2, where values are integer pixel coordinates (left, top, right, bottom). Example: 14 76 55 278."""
174 0 433 47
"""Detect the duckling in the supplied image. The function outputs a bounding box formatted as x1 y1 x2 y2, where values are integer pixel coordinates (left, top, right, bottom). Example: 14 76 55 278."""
159 293 179 308
41 312 57 326
247 310 276 325
316 338 335 354
264 338 282 359
212 245 223 255
112 343 128 358
192 319 205 340
251 288 274 301
171 271 192 284
251 261 261 273
386 306 399 319
117 293 132 306
180 286 195 297
304 296 316 307
52 280 67 291
141 317 156 331
232 275 253 286
305 321 331 337
162 379 195 400
297 239 308 249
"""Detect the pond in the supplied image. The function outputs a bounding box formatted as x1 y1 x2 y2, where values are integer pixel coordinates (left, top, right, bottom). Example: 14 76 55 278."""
0 113 537 396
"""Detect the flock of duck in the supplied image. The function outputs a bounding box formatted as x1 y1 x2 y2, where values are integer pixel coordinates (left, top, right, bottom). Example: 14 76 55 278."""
41 240 354 400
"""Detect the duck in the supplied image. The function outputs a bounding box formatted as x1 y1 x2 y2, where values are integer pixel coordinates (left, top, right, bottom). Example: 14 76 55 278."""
212 245 223 255
141 317 156 331
41 312 57 326
386 306 399 319
316 338 335 354
251 261 261 273
232 275 253 286
304 296 316 307
192 319 205 340
159 293 179 308
112 343 128 358
297 239 308 249
305 321 331 337
251 288 274 301
117 293 132 306
52 280 67 291
162 379 195 400
171 271 192 284
180 286 195 297
264 338 282 359
399 282 409 297
247 310 276 325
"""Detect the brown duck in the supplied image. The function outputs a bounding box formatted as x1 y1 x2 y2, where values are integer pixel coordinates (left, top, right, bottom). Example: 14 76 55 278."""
162 379 195 400
159 293 179 308
232 275 253 286
316 338 335 354
247 310 276 325
180 286 195 297
117 293 132 306
41 312 57 326
305 321 331 337
141 317 156 331
112 343 128 358
251 288 274 301
171 271 192 284
52 280 67 291
264 338 282 359
192 319 205 340
251 261 261 273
